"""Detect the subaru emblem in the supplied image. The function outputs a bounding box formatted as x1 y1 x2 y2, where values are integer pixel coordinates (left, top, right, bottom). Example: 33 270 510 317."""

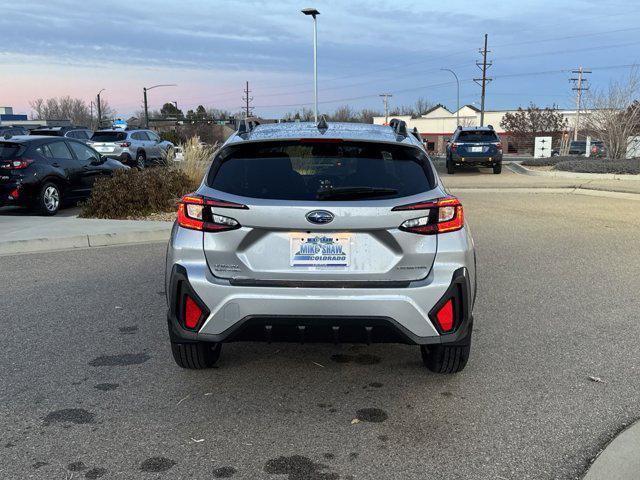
306 210 334 225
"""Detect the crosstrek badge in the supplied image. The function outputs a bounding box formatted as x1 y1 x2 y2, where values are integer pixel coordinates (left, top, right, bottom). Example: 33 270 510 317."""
290 235 351 267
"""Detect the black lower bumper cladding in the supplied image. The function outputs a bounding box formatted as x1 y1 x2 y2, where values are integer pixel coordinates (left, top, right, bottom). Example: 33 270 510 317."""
167 265 473 345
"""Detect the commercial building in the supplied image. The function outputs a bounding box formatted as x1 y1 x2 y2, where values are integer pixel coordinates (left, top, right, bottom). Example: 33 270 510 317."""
373 105 584 155
0 106 71 129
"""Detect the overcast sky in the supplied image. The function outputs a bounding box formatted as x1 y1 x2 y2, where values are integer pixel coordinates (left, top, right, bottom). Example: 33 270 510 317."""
1 0 639 118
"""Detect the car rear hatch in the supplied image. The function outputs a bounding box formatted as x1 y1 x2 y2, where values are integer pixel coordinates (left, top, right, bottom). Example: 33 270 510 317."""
90 131 127 155
455 130 500 157
0 142 26 184
196 139 443 285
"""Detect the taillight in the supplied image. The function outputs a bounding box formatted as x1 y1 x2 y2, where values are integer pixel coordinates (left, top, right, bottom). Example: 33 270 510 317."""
119 141 131 147
393 196 464 235
0 158 33 170
177 194 245 232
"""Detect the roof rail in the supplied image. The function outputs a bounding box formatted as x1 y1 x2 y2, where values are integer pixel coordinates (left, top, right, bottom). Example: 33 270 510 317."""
410 126 422 142
388 118 407 138
237 117 260 137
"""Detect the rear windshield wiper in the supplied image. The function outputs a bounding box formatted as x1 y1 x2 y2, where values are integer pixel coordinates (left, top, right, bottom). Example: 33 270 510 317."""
316 186 398 200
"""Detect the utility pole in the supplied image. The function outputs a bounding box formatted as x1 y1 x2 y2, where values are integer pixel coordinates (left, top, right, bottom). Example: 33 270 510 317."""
242 81 254 118
379 93 392 124
90 101 94 129
96 88 105 129
570 67 591 141
143 87 149 128
473 34 492 126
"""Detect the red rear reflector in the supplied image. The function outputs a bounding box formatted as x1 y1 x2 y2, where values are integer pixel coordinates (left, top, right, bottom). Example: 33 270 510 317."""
184 295 202 329
9 187 19 199
436 299 454 332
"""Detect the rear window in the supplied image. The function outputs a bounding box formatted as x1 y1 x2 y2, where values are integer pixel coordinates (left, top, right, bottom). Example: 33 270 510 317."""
91 131 127 142
0 142 24 159
457 130 498 142
207 141 435 201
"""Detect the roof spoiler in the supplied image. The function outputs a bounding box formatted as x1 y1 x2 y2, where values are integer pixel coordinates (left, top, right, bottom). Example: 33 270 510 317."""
389 118 407 138
237 117 260 137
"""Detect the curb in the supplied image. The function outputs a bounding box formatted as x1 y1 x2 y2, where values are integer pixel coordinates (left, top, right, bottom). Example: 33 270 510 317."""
509 162 640 181
0 227 172 256
583 419 640 480
450 187 640 201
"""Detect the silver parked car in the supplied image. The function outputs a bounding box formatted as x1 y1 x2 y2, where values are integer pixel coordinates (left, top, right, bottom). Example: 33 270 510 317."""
165 119 476 373
89 129 168 168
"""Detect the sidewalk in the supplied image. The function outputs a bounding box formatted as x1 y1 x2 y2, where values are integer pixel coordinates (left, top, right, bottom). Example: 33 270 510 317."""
583 419 640 480
0 207 172 255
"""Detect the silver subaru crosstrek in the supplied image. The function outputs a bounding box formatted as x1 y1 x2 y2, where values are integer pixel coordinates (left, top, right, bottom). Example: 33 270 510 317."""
165 119 476 373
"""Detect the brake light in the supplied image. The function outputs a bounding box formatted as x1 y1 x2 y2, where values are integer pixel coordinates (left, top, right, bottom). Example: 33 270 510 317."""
184 295 202 330
177 194 244 232
435 299 454 332
393 196 464 235
9 187 19 199
300 138 343 143
0 158 33 169
119 141 131 147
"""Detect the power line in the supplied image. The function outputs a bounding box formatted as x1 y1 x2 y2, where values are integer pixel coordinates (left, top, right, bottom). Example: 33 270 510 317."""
250 63 637 110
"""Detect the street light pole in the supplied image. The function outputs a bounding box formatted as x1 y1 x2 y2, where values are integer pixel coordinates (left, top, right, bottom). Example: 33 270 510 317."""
143 84 177 128
440 69 459 127
302 8 320 123
96 88 105 129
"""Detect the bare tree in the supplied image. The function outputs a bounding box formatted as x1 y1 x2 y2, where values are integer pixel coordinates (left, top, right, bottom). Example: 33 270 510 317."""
330 105 355 122
583 69 640 159
500 103 568 153
30 96 116 127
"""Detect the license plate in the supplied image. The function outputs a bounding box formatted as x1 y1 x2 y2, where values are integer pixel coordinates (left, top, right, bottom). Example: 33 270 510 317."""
95 146 114 153
290 234 350 267
470 146 483 152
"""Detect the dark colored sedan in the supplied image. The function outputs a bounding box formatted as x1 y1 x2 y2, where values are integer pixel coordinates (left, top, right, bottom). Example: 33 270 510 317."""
0 136 128 215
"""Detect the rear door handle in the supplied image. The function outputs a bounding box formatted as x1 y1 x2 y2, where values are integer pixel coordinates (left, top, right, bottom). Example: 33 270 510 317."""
52 162 60 167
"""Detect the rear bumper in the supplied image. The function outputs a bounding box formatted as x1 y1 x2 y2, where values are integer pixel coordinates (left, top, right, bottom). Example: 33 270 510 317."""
451 153 502 165
165 226 476 345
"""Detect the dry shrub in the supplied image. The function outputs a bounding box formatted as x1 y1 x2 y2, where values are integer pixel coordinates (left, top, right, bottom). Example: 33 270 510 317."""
80 168 193 219
175 136 215 190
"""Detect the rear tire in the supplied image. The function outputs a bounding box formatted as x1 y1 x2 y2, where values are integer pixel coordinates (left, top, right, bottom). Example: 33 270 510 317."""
493 162 502 174
171 341 221 369
446 158 455 174
420 325 472 374
36 182 61 216
136 151 146 170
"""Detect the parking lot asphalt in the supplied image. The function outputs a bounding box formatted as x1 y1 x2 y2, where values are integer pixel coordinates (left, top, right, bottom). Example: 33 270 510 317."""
2 190 640 480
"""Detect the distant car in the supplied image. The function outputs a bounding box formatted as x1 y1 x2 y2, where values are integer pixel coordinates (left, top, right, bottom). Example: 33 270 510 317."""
0 126 29 136
0 136 128 215
568 140 605 157
29 126 93 143
89 129 167 169
446 125 503 174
